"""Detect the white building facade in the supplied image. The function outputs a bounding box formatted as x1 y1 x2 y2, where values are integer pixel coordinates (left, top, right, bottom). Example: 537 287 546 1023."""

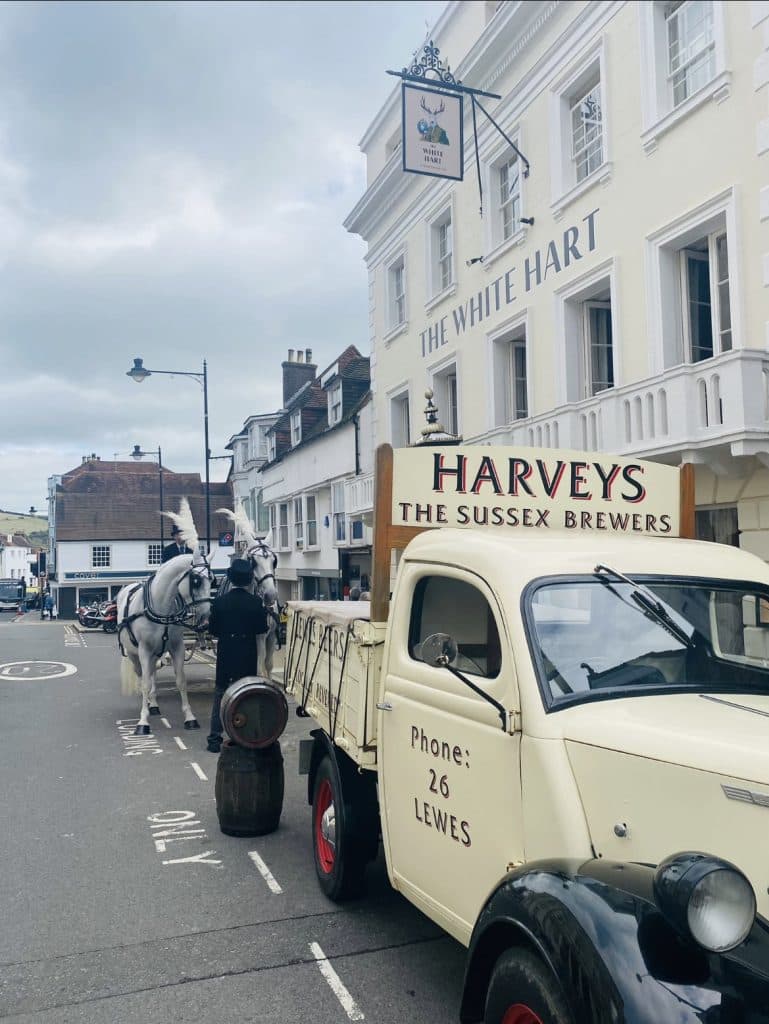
227 412 280 533
347 0 769 556
259 348 374 603
0 535 31 580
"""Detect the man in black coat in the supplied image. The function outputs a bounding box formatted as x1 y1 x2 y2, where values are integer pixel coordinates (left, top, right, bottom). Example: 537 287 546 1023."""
161 524 193 563
206 558 268 753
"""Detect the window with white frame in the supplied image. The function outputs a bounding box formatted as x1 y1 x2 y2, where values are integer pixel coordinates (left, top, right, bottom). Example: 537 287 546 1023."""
559 270 616 402
639 1 725 139
680 230 731 362
498 155 520 240
584 299 614 395
488 150 521 249
267 431 276 461
278 503 289 550
552 54 605 203
305 495 318 548
666 0 715 107
649 200 734 370
387 255 406 330
92 545 111 568
390 390 411 448
571 78 603 182
290 410 301 447
332 482 346 543
492 325 528 425
429 208 453 298
256 489 270 533
148 543 162 566
328 381 342 426
294 497 304 549
433 364 459 436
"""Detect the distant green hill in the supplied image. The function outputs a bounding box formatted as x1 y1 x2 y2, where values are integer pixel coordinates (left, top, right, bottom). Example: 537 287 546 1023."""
0 511 48 551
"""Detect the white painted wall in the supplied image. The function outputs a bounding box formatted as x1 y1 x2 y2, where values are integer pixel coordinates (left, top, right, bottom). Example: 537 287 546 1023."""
348 0 769 554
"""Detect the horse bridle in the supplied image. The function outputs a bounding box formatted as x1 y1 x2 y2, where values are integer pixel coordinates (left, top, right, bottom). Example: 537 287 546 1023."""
143 561 214 629
247 541 278 594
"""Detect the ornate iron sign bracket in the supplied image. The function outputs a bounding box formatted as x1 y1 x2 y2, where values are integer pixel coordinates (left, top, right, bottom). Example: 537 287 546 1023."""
387 40 531 215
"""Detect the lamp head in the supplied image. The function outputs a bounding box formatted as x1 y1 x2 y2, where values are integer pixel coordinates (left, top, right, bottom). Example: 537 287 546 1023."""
131 445 143 461
127 357 150 383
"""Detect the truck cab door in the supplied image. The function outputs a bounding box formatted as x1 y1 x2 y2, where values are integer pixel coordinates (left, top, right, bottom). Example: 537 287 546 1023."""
378 563 523 946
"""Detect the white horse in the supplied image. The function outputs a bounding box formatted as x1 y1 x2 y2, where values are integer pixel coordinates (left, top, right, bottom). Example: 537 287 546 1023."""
117 500 213 736
218 503 280 681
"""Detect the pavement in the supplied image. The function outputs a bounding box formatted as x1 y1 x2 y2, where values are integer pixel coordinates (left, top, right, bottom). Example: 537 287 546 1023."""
0 615 463 1022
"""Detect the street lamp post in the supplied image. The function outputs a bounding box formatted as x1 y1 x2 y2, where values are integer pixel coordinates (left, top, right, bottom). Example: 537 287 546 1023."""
126 358 211 553
131 445 165 546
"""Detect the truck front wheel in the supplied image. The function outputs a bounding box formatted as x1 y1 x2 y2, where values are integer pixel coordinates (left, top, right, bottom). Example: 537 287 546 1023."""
312 755 366 901
484 950 573 1024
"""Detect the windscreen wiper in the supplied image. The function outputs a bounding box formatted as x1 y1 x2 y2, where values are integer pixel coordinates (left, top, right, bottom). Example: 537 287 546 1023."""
594 564 695 649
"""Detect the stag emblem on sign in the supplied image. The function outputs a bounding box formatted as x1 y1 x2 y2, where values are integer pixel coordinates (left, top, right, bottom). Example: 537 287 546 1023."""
417 96 449 146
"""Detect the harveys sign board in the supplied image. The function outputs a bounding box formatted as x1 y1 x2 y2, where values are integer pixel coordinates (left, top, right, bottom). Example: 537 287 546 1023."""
391 445 682 538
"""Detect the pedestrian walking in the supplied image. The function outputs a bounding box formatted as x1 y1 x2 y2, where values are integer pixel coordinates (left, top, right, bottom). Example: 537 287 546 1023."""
206 558 268 753
161 524 193 563
43 592 53 620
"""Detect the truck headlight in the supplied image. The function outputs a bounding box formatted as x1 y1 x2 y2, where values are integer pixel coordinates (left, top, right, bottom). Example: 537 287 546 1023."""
654 852 756 953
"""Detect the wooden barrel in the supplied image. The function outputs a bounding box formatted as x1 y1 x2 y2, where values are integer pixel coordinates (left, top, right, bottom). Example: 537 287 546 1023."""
215 740 284 837
220 676 288 749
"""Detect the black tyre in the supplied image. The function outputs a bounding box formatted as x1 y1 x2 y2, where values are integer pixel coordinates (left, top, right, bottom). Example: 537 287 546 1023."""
312 755 366 902
484 949 573 1024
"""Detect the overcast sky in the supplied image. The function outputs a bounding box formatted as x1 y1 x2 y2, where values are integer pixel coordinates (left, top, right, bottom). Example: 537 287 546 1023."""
0 0 445 514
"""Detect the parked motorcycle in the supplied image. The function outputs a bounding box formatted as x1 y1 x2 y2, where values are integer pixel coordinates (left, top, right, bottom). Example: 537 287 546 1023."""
77 600 117 631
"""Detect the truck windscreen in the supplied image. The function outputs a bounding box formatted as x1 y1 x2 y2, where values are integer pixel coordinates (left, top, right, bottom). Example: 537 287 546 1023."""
526 577 769 707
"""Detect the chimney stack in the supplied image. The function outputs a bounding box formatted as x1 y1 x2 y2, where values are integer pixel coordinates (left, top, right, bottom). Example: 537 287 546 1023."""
281 347 318 406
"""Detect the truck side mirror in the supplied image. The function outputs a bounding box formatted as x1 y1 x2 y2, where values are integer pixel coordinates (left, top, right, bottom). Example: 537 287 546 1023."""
421 633 458 668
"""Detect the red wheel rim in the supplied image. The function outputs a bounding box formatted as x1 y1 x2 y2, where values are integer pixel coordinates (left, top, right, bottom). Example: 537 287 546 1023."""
314 778 335 874
502 1007 544 1024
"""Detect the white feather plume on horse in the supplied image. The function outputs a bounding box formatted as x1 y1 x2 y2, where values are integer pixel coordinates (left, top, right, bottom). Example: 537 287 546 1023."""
162 497 200 554
216 500 258 552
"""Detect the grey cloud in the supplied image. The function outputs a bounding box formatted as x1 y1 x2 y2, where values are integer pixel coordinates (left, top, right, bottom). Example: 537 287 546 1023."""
0 0 445 511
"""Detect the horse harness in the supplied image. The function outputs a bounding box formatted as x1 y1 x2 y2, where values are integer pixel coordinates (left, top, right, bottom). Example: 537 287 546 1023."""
118 562 213 659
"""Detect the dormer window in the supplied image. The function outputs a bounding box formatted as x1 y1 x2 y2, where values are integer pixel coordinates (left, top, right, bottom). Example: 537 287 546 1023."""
291 410 302 447
328 381 342 425
268 432 276 461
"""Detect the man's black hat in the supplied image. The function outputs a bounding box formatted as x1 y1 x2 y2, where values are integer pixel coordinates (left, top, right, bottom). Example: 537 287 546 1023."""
227 559 253 587
171 524 182 536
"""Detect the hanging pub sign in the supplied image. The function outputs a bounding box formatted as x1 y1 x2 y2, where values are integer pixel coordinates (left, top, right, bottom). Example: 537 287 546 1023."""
402 83 463 181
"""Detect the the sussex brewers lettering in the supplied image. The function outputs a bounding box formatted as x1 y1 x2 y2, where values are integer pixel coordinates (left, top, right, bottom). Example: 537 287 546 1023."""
420 208 598 358
391 446 683 538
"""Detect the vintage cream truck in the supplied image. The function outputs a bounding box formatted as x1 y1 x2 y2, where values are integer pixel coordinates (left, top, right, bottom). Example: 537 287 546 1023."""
283 444 769 1023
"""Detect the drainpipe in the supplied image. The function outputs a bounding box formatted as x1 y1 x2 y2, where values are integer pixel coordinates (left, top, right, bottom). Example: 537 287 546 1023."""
353 413 361 475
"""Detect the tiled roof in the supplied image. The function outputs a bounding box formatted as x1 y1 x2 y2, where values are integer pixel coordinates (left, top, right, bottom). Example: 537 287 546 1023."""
55 462 233 541
0 533 32 547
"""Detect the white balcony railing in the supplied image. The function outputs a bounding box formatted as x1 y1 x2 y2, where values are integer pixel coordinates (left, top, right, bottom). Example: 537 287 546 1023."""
477 350 769 461
346 474 374 516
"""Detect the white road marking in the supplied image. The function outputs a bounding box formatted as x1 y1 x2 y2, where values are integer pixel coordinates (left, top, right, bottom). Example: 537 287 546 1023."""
162 849 221 867
190 762 208 781
309 942 364 1021
161 717 172 729
248 851 283 893
174 736 188 751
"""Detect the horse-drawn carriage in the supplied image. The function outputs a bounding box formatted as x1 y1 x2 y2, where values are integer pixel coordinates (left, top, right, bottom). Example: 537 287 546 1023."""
116 498 280 735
